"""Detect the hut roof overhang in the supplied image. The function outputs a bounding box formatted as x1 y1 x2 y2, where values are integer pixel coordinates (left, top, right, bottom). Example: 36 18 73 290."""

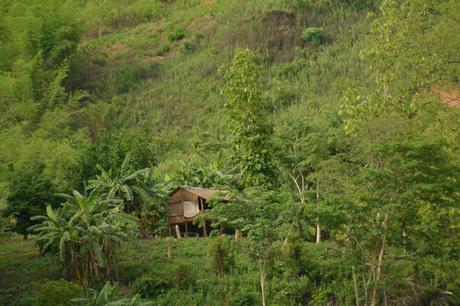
168 186 216 200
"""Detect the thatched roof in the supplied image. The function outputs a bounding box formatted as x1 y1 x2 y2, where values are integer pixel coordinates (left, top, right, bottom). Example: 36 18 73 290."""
169 186 215 199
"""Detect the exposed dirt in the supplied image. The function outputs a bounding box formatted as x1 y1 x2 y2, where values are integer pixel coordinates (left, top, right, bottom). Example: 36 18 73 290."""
439 90 460 107
433 86 460 107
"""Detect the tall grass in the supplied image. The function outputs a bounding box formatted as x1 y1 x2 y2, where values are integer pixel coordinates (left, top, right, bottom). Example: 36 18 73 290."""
74 0 372 171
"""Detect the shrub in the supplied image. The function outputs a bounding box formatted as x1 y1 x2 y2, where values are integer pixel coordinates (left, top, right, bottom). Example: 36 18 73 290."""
133 273 174 298
180 42 195 54
156 44 170 56
32 280 83 306
209 235 234 276
154 288 205 305
0 216 12 237
168 28 186 41
30 191 139 285
3 160 59 239
72 282 152 306
302 27 325 44
269 275 313 305
172 261 192 290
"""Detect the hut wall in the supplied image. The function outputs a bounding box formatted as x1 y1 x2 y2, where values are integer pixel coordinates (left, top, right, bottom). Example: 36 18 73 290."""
168 188 200 225
169 189 199 204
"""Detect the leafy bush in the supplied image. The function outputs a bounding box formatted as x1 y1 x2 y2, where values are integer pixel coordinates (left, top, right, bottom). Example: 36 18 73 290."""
209 235 235 275
93 127 157 172
172 261 192 290
154 288 205 305
72 282 152 306
168 28 186 41
180 42 195 54
3 160 59 239
0 216 12 237
269 275 313 305
30 191 139 284
133 273 174 298
156 44 170 56
31 279 83 306
302 27 325 44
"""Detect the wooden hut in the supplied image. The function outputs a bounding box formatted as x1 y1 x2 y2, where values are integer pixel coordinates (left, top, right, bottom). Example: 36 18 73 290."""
167 186 214 238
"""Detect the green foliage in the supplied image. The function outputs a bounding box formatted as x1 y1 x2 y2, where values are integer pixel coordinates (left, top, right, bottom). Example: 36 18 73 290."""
87 153 166 236
30 191 139 284
0 235 62 306
269 275 312 305
156 44 170 56
302 27 325 44
72 281 152 306
106 63 158 95
1 0 459 305
172 261 193 290
209 235 235 275
133 272 174 298
220 49 278 188
173 160 233 188
180 41 195 54
168 28 186 42
343 0 460 132
3 160 59 238
94 127 157 172
0 216 12 237
0 0 82 125
32 279 83 306
345 138 460 304
87 154 152 205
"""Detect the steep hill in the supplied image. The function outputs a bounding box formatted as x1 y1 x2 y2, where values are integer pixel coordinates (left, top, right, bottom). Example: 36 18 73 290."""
74 0 374 169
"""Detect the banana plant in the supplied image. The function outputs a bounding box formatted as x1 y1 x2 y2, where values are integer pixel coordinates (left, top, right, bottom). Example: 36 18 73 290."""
86 153 164 215
72 282 153 306
30 191 138 285
175 160 234 188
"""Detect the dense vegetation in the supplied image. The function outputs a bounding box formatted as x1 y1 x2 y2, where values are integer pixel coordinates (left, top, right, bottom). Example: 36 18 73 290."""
1 0 459 305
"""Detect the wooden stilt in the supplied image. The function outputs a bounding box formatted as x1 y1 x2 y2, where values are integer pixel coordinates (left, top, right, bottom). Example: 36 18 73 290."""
203 220 208 238
168 224 172 237
175 224 181 239
166 238 172 259
235 229 241 239
185 222 189 237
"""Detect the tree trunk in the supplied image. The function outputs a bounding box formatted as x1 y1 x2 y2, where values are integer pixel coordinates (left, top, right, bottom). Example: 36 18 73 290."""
315 178 321 243
203 220 208 238
315 223 321 243
167 244 172 259
352 266 360 306
290 173 305 204
371 213 388 306
259 258 266 306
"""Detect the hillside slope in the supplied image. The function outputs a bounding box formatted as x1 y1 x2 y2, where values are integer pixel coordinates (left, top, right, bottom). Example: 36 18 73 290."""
76 0 372 169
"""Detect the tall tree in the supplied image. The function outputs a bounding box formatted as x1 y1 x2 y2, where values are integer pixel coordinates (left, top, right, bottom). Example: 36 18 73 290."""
220 49 278 189
345 138 460 305
217 49 280 305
